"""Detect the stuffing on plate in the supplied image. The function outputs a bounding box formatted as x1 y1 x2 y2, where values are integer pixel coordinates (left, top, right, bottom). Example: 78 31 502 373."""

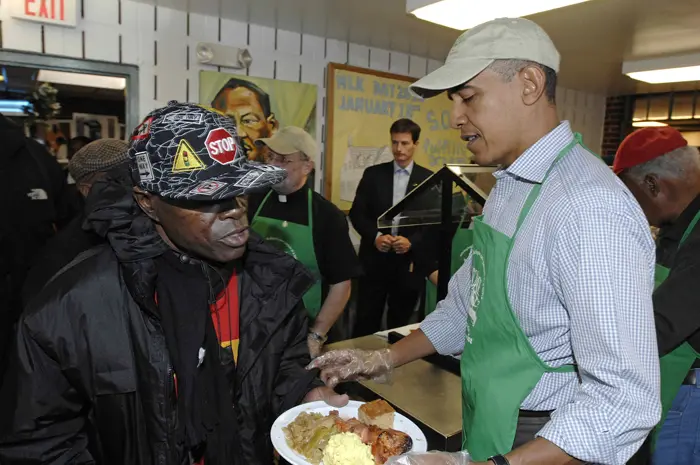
322 432 374 465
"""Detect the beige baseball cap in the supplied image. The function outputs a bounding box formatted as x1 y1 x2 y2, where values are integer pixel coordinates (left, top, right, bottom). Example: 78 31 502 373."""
410 17 560 99
255 126 317 160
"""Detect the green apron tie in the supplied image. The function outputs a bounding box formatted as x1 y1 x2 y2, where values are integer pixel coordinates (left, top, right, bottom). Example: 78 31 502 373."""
460 135 581 460
651 208 700 450
250 189 323 319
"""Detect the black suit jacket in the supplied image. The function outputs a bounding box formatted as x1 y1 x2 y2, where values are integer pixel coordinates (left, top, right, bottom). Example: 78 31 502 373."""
349 161 433 265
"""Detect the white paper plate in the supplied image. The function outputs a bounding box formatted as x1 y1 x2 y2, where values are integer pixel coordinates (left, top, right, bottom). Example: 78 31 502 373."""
271 400 428 465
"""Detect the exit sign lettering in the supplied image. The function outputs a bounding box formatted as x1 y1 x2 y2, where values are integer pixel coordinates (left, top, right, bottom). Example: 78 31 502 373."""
12 0 78 27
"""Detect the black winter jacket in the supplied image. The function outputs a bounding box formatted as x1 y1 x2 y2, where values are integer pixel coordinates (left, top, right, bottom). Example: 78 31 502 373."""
0 116 78 382
0 175 322 465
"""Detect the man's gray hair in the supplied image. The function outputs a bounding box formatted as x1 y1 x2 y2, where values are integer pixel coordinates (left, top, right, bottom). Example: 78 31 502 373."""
487 60 532 80
625 145 700 182
486 59 557 103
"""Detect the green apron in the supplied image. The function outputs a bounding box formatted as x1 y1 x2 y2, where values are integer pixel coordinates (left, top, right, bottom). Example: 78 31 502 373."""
651 209 700 449
250 189 323 319
460 136 580 460
424 225 473 316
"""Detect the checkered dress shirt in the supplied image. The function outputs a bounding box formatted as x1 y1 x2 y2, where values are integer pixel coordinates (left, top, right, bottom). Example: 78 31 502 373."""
421 122 661 464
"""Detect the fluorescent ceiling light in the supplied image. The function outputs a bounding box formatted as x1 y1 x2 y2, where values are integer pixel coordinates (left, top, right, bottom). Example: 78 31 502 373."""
0 109 27 116
36 70 126 90
632 121 668 128
626 66 700 84
0 100 30 108
623 54 700 84
407 0 591 30
0 100 30 116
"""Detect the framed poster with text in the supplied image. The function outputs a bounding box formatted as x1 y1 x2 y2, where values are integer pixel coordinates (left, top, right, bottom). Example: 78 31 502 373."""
325 63 471 210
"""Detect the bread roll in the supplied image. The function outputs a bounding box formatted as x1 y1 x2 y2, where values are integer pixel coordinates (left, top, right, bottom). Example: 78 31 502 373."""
358 399 395 430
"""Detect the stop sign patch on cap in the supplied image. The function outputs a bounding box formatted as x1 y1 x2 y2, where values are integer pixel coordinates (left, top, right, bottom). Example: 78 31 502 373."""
205 128 239 165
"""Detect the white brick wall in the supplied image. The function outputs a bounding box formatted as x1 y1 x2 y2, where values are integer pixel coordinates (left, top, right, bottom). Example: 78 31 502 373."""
0 0 606 191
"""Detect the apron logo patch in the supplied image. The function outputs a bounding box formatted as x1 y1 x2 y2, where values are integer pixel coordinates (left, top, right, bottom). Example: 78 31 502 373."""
459 245 473 262
466 249 485 344
172 139 205 173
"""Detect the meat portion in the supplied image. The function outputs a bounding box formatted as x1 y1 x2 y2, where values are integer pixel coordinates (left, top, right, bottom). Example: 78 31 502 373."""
371 429 413 464
333 416 413 464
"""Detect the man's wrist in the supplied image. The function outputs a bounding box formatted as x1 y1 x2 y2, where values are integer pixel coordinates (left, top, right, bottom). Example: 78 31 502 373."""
488 455 510 465
308 331 328 344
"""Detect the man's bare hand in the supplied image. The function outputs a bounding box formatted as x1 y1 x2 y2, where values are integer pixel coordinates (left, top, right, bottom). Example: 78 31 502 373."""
392 236 411 254
428 271 438 286
302 386 349 407
307 333 324 359
375 234 396 253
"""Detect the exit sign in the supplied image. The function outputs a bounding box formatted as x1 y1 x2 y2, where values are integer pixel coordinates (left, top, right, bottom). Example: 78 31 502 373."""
12 0 78 27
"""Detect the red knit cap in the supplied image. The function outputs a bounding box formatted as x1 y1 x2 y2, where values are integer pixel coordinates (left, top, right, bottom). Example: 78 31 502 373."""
613 127 688 174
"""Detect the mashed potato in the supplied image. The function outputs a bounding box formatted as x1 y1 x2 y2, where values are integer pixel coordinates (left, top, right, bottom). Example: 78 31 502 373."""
322 432 374 465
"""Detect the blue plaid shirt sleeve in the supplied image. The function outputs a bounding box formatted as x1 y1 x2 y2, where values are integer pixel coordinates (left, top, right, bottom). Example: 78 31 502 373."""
536 195 661 464
420 255 472 355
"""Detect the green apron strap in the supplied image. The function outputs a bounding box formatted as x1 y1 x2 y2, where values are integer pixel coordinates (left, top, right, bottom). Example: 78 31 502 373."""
307 189 313 230
511 135 581 375
252 190 274 220
681 210 700 244
514 135 581 232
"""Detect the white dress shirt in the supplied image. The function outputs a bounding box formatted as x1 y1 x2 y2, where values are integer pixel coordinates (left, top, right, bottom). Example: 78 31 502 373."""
391 161 413 236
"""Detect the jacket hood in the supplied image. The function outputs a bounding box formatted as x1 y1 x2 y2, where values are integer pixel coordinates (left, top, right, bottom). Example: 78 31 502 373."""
0 115 30 162
84 163 168 263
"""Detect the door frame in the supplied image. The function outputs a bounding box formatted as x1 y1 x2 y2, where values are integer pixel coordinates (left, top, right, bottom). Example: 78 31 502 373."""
0 50 139 133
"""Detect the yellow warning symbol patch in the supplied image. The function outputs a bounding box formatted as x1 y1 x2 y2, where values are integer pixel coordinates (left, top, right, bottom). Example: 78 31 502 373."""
172 139 205 173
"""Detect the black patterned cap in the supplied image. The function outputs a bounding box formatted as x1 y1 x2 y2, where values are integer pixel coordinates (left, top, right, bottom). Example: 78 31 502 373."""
128 101 286 201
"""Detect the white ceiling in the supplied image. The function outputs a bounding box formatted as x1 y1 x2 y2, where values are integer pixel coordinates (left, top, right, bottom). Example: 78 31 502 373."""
141 0 700 96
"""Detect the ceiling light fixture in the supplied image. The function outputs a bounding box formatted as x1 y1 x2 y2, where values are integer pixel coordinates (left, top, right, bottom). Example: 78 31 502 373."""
632 121 669 128
0 99 30 116
406 0 591 30
623 54 700 84
36 70 126 90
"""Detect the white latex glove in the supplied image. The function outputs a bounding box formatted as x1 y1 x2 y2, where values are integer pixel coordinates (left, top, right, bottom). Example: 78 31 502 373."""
385 451 474 465
306 348 394 387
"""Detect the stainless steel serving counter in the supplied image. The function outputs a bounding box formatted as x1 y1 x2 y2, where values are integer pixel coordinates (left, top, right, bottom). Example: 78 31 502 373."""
327 335 463 452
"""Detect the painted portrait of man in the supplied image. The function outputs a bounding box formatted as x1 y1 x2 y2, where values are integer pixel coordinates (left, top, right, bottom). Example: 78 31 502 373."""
211 78 280 162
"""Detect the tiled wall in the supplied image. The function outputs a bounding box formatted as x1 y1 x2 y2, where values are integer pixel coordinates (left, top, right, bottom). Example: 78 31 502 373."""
0 0 608 191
